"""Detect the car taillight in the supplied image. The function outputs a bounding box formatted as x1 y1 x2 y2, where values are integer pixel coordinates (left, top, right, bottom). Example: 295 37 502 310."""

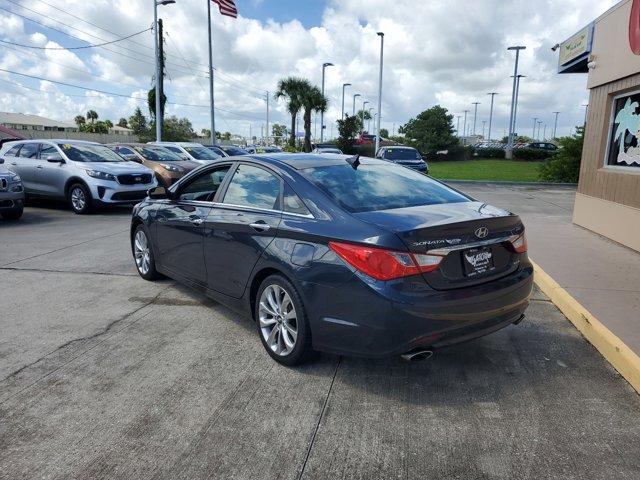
328 241 444 281
507 233 527 253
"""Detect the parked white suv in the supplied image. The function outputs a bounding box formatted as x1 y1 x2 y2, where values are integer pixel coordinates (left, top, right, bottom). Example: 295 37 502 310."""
0 139 157 214
148 142 221 164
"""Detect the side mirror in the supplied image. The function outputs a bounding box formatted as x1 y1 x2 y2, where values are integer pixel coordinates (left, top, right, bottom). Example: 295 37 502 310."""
44 155 64 163
148 185 170 200
0 158 4 164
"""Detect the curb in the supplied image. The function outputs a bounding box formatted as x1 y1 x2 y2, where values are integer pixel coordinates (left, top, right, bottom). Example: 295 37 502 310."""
439 179 578 187
532 260 640 394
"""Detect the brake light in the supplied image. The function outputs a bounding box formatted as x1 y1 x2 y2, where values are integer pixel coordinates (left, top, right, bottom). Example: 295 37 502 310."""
507 233 527 253
329 241 444 281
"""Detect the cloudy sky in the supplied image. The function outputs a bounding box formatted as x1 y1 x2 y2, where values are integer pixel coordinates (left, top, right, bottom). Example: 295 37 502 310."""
0 0 617 140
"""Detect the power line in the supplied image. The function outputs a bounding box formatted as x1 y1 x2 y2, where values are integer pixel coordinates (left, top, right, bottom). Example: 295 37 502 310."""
0 27 151 50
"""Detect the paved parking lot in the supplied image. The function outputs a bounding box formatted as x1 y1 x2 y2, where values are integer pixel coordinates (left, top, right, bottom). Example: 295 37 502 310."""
2 191 640 479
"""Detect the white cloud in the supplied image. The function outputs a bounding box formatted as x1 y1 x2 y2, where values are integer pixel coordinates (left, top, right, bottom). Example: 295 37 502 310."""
0 0 617 138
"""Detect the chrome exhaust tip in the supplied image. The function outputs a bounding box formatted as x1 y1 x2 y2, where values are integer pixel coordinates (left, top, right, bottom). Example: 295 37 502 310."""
401 349 434 362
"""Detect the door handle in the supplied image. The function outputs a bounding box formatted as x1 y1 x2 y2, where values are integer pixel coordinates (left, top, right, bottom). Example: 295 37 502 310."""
191 217 204 226
36 165 44 169
249 221 270 232
10 162 17 166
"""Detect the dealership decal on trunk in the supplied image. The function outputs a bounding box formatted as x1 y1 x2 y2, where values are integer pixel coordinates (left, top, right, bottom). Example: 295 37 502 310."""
463 247 496 277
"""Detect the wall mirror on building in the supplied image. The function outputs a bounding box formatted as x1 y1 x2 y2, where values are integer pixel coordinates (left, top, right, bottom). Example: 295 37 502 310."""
607 91 640 167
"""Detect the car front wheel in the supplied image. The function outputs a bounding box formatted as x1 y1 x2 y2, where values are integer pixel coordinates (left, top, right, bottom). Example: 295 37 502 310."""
68 183 92 214
1 207 23 221
255 275 314 365
132 225 160 280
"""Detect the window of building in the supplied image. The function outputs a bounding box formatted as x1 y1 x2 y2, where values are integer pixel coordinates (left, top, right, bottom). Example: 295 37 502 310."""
607 90 640 168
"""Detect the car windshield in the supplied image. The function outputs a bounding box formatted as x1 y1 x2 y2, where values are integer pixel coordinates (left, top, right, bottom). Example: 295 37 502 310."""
134 146 182 162
184 146 220 160
58 143 125 162
384 148 421 160
223 147 248 155
320 148 342 154
303 162 468 213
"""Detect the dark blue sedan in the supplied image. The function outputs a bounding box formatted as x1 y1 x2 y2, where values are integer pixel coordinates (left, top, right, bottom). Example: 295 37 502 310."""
131 154 532 365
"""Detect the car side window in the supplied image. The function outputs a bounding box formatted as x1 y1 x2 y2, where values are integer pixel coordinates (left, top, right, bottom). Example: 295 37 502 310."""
5 145 21 157
118 147 139 161
18 143 38 158
283 183 311 216
39 145 63 161
178 166 231 202
223 164 281 210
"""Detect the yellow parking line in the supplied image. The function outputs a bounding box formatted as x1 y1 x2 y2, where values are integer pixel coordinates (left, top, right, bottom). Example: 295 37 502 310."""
531 260 640 394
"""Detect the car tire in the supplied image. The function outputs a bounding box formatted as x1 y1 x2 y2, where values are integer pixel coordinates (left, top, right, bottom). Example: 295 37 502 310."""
68 183 92 214
255 274 314 366
132 225 160 280
1 207 23 221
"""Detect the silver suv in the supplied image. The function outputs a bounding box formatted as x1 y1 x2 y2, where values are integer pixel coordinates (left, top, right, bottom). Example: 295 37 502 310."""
148 142 221 164
0 139 156 214
0 157 24 220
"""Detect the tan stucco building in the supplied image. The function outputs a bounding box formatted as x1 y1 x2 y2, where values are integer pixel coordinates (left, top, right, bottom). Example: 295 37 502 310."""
559 0 640 252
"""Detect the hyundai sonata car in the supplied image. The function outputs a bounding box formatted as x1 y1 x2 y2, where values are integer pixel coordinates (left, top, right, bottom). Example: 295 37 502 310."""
131 154 532 365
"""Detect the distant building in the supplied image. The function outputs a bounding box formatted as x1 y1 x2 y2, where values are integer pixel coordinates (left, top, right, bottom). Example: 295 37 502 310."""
108 125 134 136
0 112 78 132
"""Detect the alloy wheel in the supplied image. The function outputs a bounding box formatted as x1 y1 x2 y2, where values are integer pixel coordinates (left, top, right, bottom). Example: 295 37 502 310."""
258 284 298 356
134 230 151 275
71 187 86 212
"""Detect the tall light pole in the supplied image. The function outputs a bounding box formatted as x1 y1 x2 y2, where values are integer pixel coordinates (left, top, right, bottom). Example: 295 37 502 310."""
552 111 560 139
511 74 525 139
374 31 385 154
462 110 469 145
506 46 526 158
487 92 498 142
543 124 547 141
456 115 461 137
265 90 269 145
537 120 542 140
205 0 217 145
482 120 487 139
472 102 480 136
582 104 589 126
352 93 361 116
320 62 333 142
153 0 175 141
532 117 538 139
341 83 351 119
361 100 370 132
367 107 374 132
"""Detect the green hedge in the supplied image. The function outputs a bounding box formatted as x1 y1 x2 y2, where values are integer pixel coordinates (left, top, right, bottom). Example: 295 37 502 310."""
474 147 505 159
425 146 474 162
513 148 555 161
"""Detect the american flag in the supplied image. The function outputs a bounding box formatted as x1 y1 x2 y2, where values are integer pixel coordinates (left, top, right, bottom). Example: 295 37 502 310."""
212 0 238 18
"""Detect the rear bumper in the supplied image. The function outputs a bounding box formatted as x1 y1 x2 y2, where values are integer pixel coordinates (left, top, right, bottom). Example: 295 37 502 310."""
306 263 533 357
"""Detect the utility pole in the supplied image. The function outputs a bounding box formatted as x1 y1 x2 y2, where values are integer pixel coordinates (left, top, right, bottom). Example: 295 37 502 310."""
375 31 385 154
462 110 469 145
341 83 351 119
472 102 480 136
552 111 560 139
206 0 216 145
506 45 526 158
532 117 538 139
265 91 269 146
456 115 461 137
157 18 165 139
320 62 333 142
487 92 498 142
511 74 525 140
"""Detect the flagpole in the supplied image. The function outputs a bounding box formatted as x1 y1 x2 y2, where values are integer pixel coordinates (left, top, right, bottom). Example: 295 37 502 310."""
207 0 216 145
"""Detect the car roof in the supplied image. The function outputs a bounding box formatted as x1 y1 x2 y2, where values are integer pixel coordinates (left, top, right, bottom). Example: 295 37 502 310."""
246 153 387 171
381 145 414 150
6 139 98 146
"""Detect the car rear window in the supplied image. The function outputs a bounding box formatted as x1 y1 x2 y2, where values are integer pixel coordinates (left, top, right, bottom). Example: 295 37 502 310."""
134 146 182 162
303 162 469 213
384 148 421 160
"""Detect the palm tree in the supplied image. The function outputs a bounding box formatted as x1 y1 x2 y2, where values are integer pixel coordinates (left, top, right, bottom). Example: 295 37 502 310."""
74 115 86 127
86 110 98 124
300 85 328 152
274 77 309 147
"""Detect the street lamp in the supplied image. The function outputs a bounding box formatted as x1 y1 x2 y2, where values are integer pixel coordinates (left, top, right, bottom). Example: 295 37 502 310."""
582 104 589 126
153 0 175 141
367 107 374 132
553 111 560 139
352 93 361 116
537 120 543 140
341 83 351 119
511 74 525 140
506 45 526 158
456 115 462 137
375 31 385 153
462 110 469 145
472 102 480 136
361 100 370 132
487 92 498 142
482 120 487 139
532 117 538 139
320 62 333 142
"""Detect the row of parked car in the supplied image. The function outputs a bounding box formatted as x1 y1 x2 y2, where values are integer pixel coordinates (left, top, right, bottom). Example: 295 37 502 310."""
473 141 558 151
0 139 428 220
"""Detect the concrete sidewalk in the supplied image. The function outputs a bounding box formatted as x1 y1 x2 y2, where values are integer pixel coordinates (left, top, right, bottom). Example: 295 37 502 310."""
454 182 640 383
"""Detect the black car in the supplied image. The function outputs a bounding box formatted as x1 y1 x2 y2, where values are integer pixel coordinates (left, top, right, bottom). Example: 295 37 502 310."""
376 146 429 173
526 142 558 151
131 154 532 365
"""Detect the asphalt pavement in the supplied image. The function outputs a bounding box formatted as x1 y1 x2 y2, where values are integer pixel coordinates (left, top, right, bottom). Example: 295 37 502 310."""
1 194 640 479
